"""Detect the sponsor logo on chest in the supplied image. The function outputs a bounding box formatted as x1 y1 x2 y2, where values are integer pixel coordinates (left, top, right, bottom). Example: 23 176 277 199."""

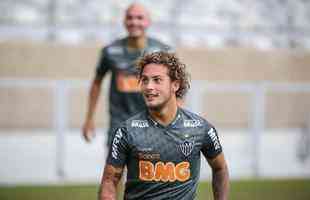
107 46 123 55
184 119 202 127
138 152 160 160
139 161 190 182
131 120 149 128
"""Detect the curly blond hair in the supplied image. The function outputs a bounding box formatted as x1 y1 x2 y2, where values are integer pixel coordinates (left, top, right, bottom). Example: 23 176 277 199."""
137 51 190 99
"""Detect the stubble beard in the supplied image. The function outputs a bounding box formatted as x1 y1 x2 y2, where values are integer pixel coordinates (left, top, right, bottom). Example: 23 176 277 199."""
147 93 173 113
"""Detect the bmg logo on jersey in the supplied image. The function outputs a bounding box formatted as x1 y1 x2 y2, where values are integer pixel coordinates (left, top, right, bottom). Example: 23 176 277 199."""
139 161 190 182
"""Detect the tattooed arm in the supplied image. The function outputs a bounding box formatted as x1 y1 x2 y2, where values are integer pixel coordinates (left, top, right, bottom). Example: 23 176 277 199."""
98 164 124 200
207 153 229 200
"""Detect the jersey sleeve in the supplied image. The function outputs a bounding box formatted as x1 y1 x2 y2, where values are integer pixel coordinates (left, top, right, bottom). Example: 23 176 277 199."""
159 42 174 54
106 127 130 167
95 48 110 77
165 44 175 54
201 125 223 159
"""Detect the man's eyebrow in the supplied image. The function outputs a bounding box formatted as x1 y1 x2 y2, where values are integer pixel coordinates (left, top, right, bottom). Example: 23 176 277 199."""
127 14 145 17
141 74 163 78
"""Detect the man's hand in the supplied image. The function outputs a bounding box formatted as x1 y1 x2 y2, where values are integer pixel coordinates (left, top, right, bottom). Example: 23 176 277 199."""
82 119 96 142
82 75 103 143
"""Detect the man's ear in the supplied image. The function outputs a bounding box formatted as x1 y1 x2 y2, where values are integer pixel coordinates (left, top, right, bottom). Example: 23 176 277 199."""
145 17 151 28
172 80 180 93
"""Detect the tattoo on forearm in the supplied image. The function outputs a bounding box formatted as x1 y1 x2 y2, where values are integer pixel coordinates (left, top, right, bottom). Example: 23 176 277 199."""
103 166 123 185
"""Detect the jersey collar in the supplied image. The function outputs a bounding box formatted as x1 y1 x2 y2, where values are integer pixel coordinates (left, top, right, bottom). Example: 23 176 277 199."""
146 107 182 129
124 37 149 55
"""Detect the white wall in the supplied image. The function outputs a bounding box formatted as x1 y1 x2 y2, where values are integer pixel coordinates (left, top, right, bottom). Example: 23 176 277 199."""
1 129 309 185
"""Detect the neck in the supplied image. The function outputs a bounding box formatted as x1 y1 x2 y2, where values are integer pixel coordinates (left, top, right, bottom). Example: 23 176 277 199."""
148 97 178 126
127 36 147 50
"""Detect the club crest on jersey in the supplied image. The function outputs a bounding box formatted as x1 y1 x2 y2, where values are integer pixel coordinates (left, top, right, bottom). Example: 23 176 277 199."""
179 140 195 157
131 120 149 128
184 120 202 127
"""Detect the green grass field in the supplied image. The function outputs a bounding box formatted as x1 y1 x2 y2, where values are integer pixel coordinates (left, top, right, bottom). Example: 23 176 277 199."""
0 179 309 200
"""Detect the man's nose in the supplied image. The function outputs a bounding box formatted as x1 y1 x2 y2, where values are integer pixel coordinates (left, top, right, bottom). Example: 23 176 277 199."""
129 18 139 25
145 80 155 90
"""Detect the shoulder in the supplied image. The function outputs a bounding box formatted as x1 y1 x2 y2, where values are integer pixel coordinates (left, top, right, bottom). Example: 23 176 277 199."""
147 37 167 46
119 111 150 131
179 108 214 130
101 37 126 55
180 108 221 150
146 37 172 52
111 111 149 149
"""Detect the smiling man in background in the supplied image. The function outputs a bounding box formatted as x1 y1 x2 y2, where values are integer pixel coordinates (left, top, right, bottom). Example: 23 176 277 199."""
82 3 171 146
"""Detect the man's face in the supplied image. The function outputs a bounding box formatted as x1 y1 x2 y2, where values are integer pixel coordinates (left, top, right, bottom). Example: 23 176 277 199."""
140 64 179 110
124 4 150 38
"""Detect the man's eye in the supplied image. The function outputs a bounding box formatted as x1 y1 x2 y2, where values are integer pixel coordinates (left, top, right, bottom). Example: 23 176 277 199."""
141 78 148 84
154 78 161 83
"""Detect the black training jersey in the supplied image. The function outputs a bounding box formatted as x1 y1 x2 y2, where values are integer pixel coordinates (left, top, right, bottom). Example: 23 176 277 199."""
96 37 171 126
106 108 223 200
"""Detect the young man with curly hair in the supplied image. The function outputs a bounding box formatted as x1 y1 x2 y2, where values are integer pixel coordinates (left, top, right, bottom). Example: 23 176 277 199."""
99 52 229 200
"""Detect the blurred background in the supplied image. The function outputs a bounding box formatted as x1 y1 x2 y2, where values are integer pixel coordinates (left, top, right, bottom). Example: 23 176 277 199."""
0 0 310 199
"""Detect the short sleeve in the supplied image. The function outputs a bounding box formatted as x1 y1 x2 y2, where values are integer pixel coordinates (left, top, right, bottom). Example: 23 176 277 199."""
201 126 223 159
95 48 110 77
166 45 175 54
106 127 130 167
159 43 174 54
